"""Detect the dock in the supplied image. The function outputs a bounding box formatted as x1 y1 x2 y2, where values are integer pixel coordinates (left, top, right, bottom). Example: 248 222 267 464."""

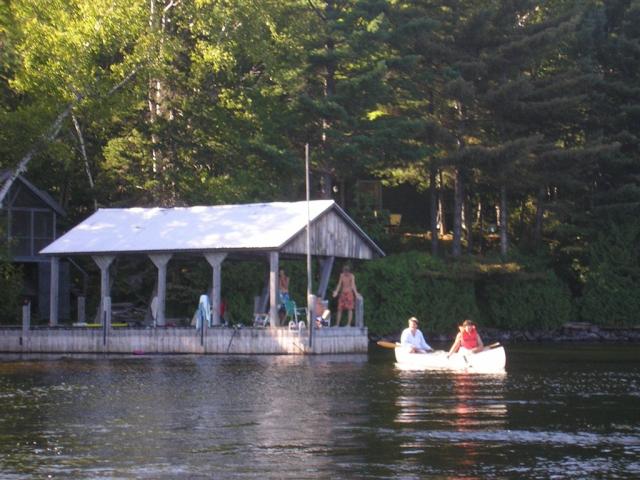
0 326 369 355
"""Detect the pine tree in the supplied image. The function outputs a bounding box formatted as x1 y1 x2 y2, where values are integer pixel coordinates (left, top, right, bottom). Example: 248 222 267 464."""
291 0 398 203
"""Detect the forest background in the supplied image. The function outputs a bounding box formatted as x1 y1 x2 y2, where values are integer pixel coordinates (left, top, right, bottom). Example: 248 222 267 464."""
0 0 638 336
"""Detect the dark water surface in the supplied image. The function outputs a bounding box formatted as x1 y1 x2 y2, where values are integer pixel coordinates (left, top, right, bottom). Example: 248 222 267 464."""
0 344 638 479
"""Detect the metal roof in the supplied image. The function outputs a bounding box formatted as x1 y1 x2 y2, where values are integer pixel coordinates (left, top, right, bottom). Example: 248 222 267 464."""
40 200 384 258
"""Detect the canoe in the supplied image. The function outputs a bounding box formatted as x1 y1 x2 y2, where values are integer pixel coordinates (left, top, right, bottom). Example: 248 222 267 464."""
394 345 506 373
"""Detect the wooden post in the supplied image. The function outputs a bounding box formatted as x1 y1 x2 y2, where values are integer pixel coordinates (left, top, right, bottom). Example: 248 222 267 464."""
49 256 60 326
309 294 317 330
258 280 269 314
269 251 279 327
92 255 115 326
22 301 30 339
77 296 86 324
355 294 364 327
316 256 335 299
103 296 111 345
149 253 173 327
204 253 227 326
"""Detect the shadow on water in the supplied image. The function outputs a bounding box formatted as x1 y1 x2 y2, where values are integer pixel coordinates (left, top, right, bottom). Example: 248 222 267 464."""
0 344 638 479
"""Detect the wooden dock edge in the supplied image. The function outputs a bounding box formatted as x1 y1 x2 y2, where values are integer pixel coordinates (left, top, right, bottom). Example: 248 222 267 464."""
0 326 368 355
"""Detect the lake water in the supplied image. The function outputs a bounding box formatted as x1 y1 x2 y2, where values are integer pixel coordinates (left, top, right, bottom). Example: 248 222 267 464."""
0 344 638 479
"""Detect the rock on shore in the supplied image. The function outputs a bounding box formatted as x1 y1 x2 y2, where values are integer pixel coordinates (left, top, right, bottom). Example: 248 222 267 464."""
374 322 640 345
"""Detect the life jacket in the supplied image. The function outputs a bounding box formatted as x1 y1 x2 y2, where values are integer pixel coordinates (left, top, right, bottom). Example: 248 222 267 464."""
461 327 479 349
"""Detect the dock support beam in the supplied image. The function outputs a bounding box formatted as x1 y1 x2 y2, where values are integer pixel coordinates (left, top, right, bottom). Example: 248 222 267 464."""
316 256 334 300
205 253 227 326
21 301 30 347
48 256 60 326
92 255 115 326
269 251 279 327
149 254 173 327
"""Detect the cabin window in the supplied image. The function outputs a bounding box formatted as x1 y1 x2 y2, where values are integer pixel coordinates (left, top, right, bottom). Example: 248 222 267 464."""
34 211 54 253
9 209 54 257
12 210 30 237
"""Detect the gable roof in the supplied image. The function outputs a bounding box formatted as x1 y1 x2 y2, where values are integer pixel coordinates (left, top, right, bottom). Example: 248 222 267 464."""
40 200 384 259
0 170 66 216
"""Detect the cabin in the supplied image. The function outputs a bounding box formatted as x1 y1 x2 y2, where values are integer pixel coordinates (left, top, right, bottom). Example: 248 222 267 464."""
0 171 70 321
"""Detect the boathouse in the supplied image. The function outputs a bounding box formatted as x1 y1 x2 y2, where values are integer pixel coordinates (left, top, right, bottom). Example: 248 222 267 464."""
2 200 384 355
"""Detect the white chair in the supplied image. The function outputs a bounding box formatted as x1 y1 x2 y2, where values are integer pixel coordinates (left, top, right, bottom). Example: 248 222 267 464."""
253 313 270 327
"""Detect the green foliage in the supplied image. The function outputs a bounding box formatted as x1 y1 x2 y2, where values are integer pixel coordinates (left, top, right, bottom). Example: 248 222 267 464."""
0 261 23 323
221 261 272 325
357 252 477 336
350 206 390 247
0 223 24 324
358 251 574 336
579 222 640 326
479 273 573 331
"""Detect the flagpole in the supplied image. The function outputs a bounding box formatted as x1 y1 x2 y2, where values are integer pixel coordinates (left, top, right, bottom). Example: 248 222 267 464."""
305 143 314 350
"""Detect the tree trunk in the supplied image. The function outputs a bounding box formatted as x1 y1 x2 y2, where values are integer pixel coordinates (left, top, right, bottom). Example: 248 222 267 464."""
148 0 178 206
499 184 508 257
518 197 526 244
71 112 98 211
318 0 336 199
452 167 464 257
429 165 438 255
438 169 446 236
478 200 485 254
465 194 473 253
534 185 545 248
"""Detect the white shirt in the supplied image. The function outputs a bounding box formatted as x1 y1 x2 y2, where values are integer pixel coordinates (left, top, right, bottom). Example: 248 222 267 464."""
400 327 432 351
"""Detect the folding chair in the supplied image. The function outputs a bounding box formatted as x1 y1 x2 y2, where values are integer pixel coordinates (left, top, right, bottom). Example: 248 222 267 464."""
284 299 307 324
253 313 270 327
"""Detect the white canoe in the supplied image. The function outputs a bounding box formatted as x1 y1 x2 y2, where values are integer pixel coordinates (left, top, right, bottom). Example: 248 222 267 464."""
394 345 506 373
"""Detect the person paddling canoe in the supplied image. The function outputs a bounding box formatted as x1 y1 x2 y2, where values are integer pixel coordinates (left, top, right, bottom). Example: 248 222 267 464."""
447 319 484 357
400 317 434 353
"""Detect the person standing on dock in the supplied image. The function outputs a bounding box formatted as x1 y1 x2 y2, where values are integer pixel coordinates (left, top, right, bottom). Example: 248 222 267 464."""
278 269 290 323
332 264 359 327
279 269 290 303
400 317 433 353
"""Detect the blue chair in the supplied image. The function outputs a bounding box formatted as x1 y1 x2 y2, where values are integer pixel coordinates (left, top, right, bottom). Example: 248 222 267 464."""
284 299 307 324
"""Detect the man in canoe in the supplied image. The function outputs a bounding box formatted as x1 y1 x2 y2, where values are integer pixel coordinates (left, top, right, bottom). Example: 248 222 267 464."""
447 319 484 357
400 317 434 353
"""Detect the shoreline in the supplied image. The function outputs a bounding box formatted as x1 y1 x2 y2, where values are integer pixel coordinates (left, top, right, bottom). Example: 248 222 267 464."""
375 322 640 345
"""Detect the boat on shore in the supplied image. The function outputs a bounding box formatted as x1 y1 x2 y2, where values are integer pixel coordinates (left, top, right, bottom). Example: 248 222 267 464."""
390 343 506 373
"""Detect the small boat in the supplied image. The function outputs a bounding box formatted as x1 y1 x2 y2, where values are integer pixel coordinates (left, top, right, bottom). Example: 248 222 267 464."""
393 344 506 373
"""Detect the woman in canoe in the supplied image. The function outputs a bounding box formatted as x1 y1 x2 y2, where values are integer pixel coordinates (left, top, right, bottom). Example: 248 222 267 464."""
447 319 484 357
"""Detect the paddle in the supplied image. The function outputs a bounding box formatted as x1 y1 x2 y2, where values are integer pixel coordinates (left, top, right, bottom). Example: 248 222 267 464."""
376 340 398 349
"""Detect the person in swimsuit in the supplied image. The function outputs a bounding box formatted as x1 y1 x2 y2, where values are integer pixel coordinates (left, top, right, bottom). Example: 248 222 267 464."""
332 265 359 327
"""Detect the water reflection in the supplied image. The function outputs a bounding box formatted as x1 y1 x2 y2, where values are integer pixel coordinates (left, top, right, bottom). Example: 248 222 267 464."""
392 370 508 478
0 347 638 479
